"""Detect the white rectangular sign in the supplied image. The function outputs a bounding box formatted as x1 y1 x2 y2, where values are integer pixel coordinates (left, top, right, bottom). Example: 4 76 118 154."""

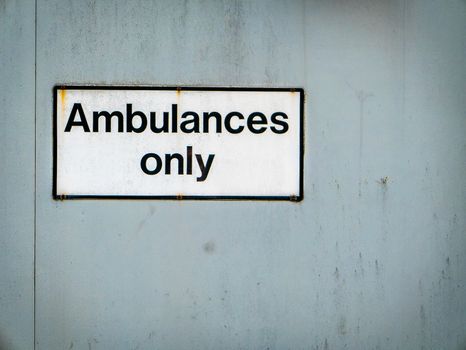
54 86 304 201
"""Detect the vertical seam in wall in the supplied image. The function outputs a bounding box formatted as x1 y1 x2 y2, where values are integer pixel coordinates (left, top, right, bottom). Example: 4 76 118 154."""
33 0 37 348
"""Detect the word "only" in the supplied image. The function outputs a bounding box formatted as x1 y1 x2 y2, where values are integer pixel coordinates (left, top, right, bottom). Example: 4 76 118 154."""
140 146 214 182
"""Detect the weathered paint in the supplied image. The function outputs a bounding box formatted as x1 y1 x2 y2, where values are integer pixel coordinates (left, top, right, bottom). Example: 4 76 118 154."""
1 0 465 349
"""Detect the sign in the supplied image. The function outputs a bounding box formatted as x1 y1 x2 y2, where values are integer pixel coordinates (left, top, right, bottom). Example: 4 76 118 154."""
53 86 304 201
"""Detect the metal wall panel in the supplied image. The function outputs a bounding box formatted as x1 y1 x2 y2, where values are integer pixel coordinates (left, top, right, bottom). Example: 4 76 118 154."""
36 1 306 349
5 0 463 349
304 1 466 348
0 1 35 349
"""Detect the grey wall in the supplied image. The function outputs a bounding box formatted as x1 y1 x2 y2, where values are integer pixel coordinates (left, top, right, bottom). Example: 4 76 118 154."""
0 0 35 349
1 0 465 349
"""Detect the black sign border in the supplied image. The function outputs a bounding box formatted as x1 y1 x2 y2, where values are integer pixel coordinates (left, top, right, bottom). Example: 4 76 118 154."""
53 85 305 202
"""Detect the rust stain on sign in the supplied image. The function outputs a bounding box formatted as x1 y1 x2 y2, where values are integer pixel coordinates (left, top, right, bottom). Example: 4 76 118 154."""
59 89 66 118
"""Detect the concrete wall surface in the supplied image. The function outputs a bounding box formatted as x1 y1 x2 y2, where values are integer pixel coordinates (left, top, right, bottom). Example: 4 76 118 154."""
1 0 465 349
